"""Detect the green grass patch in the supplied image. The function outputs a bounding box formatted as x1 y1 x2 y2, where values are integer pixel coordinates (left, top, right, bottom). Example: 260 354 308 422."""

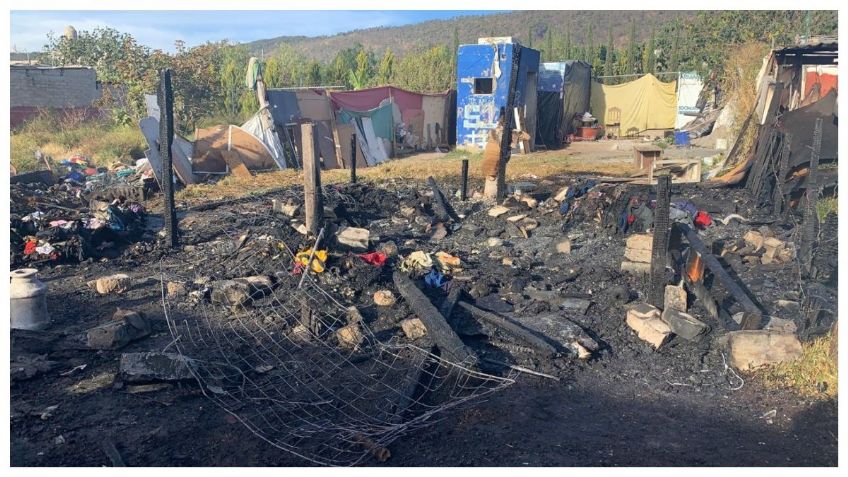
817 196 838 222
759 332 838 400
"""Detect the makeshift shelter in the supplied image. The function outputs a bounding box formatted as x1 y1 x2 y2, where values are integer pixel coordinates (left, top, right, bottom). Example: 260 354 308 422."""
590 73 678 136
264 88 340 169
456 38 540 151
710 36 838 212
330 86 452 165
536 61 592 149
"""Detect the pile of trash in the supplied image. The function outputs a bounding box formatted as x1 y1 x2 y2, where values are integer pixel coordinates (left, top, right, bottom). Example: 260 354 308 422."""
10 181 149 266
56 153 157 193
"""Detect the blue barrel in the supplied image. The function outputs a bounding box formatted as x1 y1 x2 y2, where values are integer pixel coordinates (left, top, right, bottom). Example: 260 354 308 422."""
674 131 691 146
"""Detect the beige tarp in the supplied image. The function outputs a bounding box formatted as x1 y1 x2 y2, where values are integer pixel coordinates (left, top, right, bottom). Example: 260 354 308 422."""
590 74 678 134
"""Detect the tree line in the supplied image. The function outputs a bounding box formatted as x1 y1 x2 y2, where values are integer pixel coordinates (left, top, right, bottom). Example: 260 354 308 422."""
40 10 835 133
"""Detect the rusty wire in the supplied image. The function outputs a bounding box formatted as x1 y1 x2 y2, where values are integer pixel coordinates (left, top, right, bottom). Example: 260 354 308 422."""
160 199 513 466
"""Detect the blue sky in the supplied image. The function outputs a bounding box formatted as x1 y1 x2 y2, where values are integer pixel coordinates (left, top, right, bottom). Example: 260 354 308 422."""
10 10 501 53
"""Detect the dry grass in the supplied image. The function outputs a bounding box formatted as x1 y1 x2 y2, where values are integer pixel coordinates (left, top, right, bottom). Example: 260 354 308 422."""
11 113 146 173
759 332 838 400
176 149 637 204
721 41 770 128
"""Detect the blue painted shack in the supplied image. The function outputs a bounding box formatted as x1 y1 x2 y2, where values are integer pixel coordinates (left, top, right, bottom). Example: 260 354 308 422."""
455 38 540 152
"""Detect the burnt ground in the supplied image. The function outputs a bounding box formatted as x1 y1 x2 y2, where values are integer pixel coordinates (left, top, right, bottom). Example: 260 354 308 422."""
10 173 838 467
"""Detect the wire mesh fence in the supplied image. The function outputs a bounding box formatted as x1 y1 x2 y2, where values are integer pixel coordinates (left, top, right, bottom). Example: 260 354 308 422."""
160 195 514 466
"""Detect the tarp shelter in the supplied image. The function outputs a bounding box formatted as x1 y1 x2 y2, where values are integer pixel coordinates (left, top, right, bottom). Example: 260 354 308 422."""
590 73 678 135
456 38 540 151
331 86 451 146
536 61 591 149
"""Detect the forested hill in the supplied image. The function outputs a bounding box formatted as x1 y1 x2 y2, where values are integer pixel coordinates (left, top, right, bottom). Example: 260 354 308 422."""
245 10 692 62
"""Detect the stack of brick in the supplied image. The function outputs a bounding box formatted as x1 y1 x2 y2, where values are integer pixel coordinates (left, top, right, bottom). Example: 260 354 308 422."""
621 233 653 274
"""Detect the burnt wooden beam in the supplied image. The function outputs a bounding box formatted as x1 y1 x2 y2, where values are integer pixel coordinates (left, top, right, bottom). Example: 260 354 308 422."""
457 301 557 357
427 176 461 223
439 285 462 321
675 223 762 330
392 272 477 364
649 175 672 308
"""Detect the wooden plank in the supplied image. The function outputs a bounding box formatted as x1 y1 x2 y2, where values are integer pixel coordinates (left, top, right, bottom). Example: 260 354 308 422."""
221 150 253 179
301 122 323 236
457 301 557 356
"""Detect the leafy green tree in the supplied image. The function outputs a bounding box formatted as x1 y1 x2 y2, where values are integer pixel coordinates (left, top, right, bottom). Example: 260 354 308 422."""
627 19 638 74
643 28 656 74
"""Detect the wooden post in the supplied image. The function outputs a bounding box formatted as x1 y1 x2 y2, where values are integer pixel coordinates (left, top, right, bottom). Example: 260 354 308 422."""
301 122 323 236
648 175 671 308
350 133 357 184
484 44 522 201
158 69 178 248
460 159 469 201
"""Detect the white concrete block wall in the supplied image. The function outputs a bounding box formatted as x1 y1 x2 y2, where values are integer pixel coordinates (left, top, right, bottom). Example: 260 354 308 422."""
10 67 101 108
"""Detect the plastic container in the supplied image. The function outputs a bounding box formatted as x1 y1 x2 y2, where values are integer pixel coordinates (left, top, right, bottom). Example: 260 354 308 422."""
674 131 691 146
10 268 49 330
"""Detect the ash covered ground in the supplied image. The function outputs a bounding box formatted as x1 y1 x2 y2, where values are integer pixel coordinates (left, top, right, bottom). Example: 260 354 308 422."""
10 173 837 466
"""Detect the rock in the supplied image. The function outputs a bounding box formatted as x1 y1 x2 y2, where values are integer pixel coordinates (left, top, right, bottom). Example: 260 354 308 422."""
119 352 193 383
560 297 591 314
378 241 399 258
743 230 765 251
336 323 363 349
336 226 370 250
289 324 311 343
272 200 299 217
11 354 58 381
400 318 427 340
776 299 801 315
621 261 650 274
399 205 416 217
727 331 804 370
553 186 570 202
234 275 273 296
518 218 539 231
519 196 538 208
556 239 572 254
660 308 709 341
625 303 671 349
761 237 786 264
488 205 510 217
429 222 448 242
486 237 504 247
373 290 397 306
292 223 308 235
506 214 527 222
88 274 132 295
86 309 151 350
166 281 187 297
502 257 514 266
210 280 252 307
663 284 687 312
763 316 798 333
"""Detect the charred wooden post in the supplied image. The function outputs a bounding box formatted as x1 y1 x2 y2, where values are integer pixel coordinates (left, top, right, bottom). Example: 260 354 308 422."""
158 69 178 248
484 44 522 201
460 159 469 201
800 118 823 277
457 301 557 356
350 133 357 184
675 222 762 330
392 271 476 364
427 176 461 223
773 132 792 216
648 175 672 308
301 122 324 236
